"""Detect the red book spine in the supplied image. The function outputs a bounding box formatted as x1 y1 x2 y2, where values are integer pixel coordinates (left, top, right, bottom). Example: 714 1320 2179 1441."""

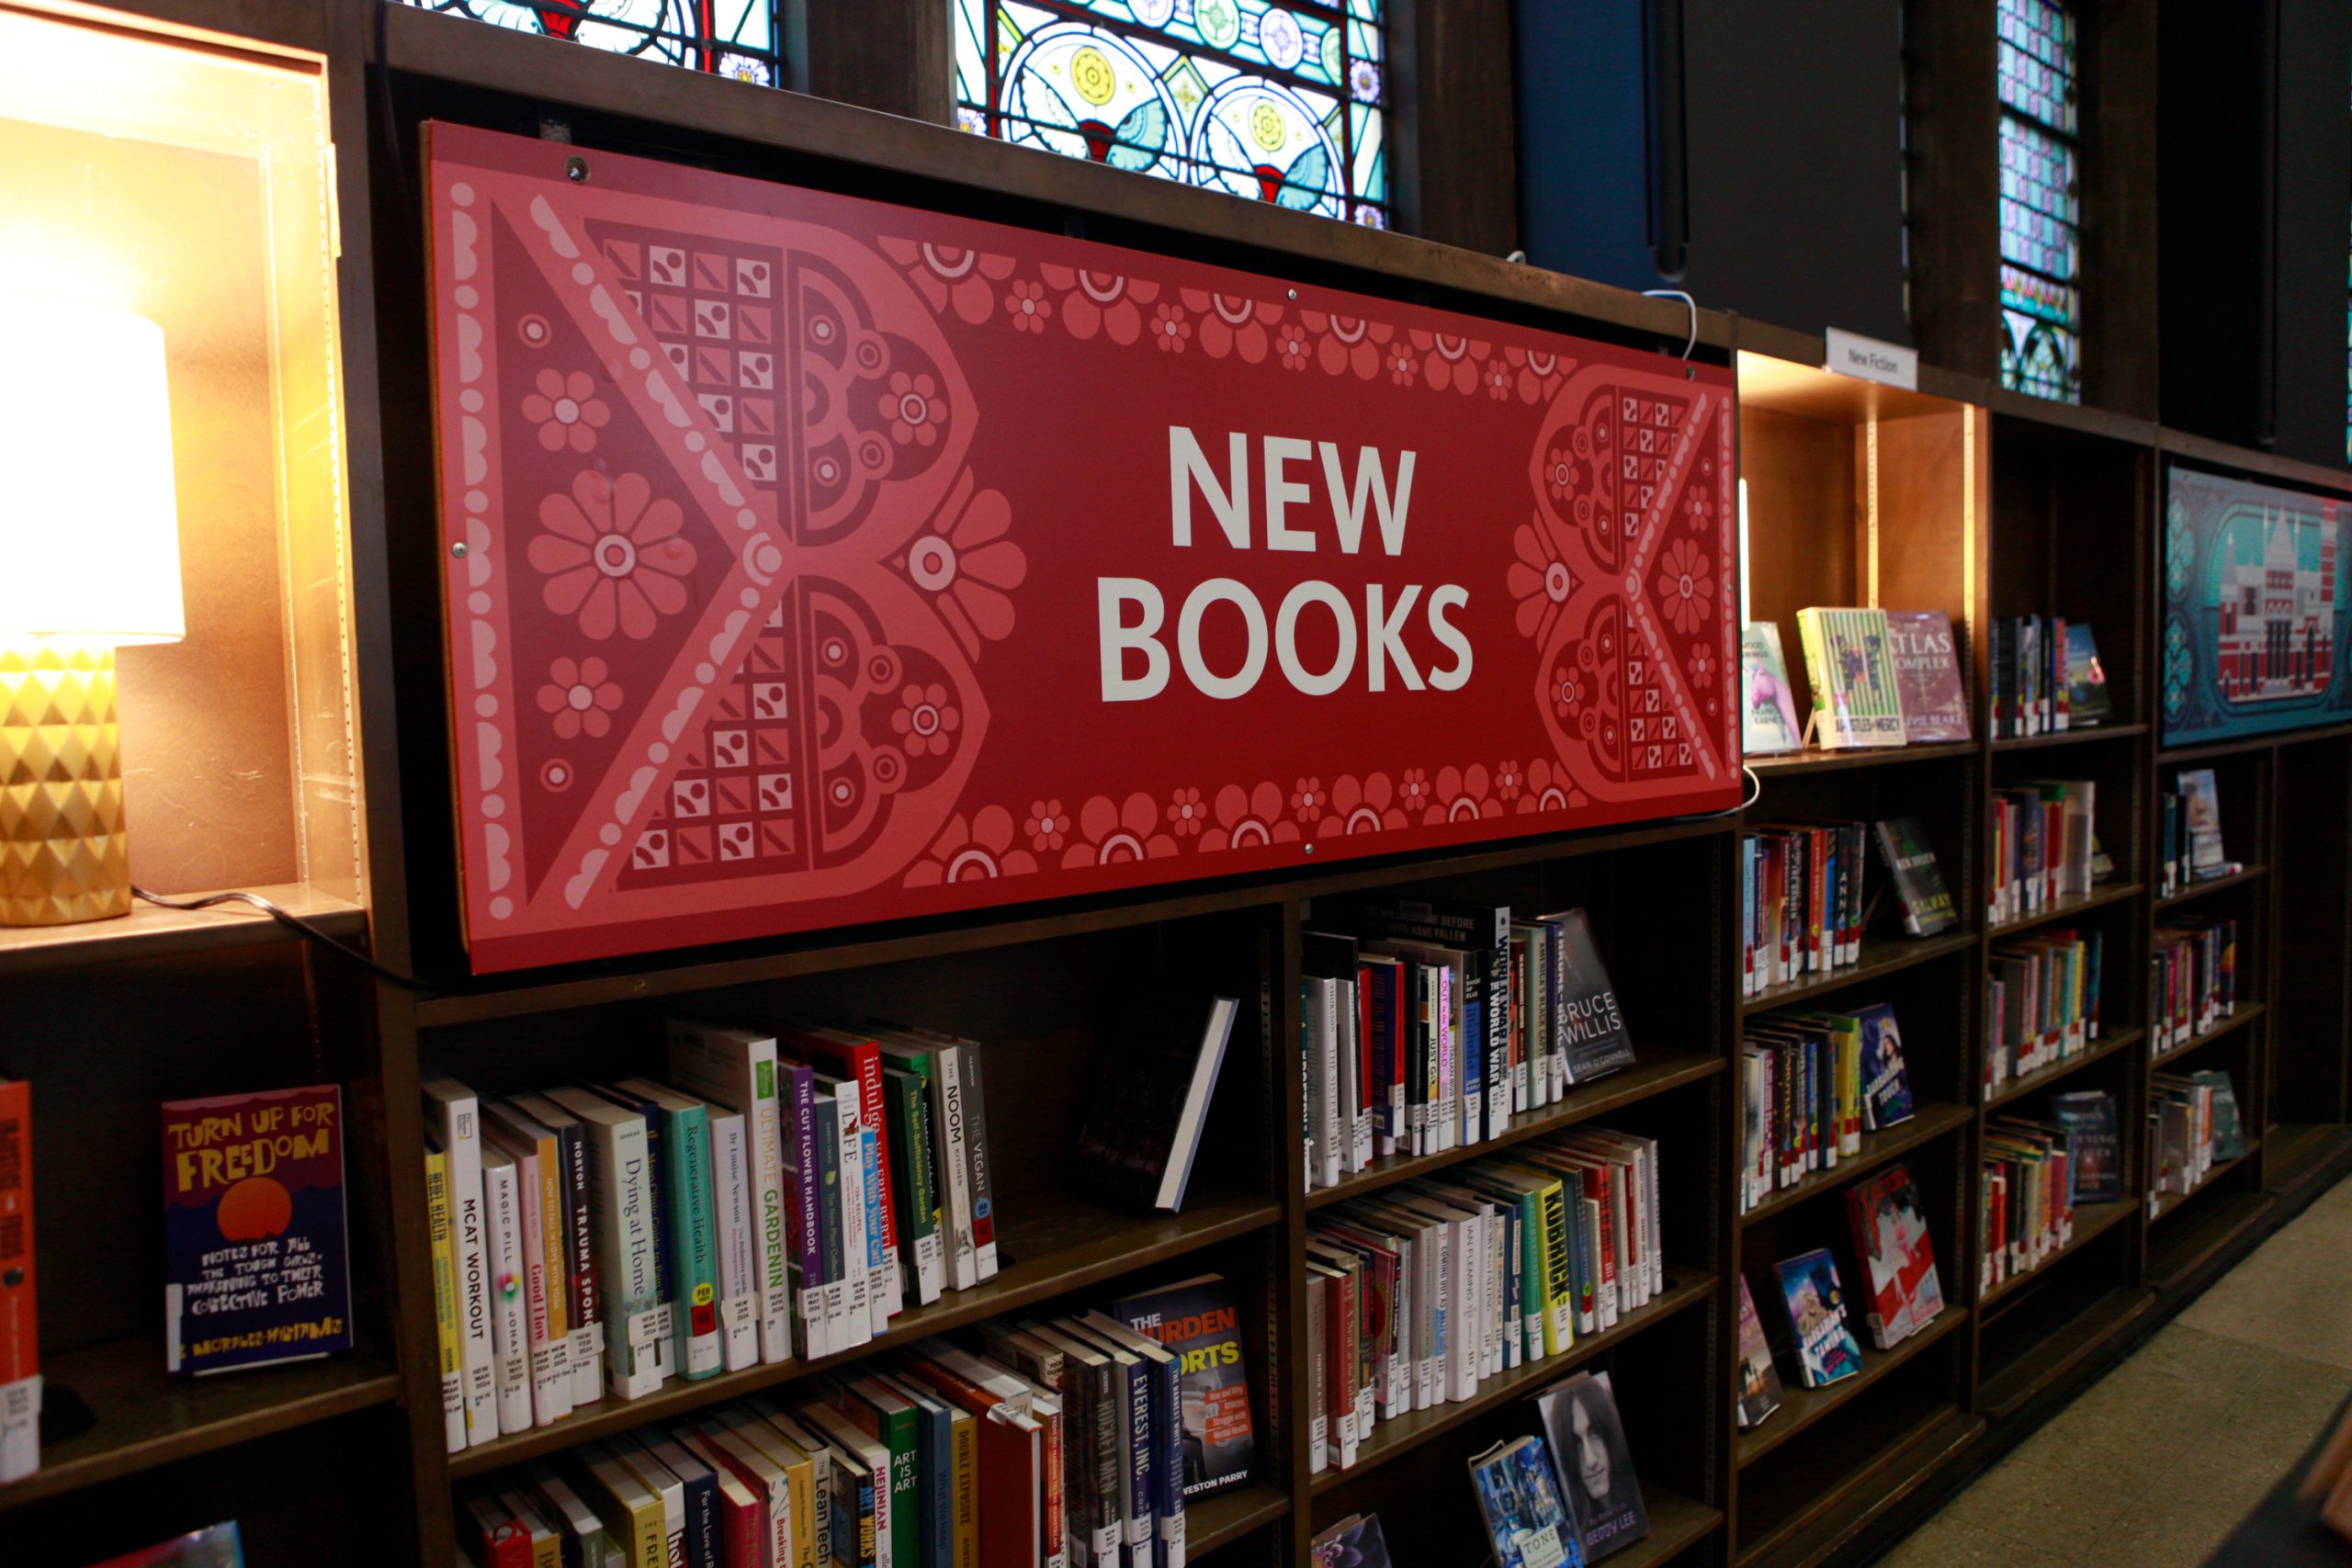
777 1029 899 1264
0 1078 34 1485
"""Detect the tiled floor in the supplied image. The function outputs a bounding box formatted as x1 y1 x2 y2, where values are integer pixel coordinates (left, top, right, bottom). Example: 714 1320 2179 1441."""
1874 1174 2352 1568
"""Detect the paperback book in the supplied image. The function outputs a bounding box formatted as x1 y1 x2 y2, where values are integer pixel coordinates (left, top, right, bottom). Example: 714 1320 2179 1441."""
1883 609 1971 742
2047 1091 2123 1202
2065 623 2115 726
1538 1370 1649 1561
1770 1249 1863 1388
1110 1273 1256 1495
163 1085 353 1376
1795 607 1907 749
1844 1163 1942 1349
2177 768 2232 880
1735 1276 1783 1430
0 1078 32 1484
1740 622 1804 755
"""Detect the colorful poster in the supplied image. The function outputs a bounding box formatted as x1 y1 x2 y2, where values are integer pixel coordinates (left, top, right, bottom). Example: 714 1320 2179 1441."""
427 124 1739 973
2163 464 2352 744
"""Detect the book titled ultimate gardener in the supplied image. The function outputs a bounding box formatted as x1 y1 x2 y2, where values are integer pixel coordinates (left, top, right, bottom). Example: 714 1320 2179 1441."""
163 1085 352 1376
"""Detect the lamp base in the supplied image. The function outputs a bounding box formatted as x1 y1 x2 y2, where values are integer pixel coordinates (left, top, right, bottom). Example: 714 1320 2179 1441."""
0 643 130 925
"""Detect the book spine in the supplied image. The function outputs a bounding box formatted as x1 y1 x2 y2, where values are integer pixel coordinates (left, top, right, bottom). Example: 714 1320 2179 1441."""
711 1112 761 1373
481 1156 534 1434
852 1050 905 1323
667 1108 722 1378
821 1096 871 1350
514 1148 569 1426
556 1122 603 1404
933 1048 980 1292
435 1089 500 1444
888 1071 946 1307
859 1122 891 1335
959 1048 1001 1281
424 1145 467 1454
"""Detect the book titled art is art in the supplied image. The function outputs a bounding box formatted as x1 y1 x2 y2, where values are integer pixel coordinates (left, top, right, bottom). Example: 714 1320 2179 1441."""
1796 608 1907 749
163 1085 352 1376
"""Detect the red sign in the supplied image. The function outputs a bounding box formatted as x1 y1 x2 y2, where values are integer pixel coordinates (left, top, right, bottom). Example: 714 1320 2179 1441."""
426 123 1739 974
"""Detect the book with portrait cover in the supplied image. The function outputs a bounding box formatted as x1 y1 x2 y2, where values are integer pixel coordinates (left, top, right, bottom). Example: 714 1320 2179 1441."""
1770 1249 1862 1388
1538 1369 1649 1561
1873 818 1959 936
1845 1168 1917 1349
1795 607 1907 749
163 1085 352 1376
1740 622 1804 755
1110 1272 1254 1496
1554 909 1637 1084
2048 1091 2123 1202
1468 1435 1586 1568
1734 1276 1783 1430
1884 609 1972 742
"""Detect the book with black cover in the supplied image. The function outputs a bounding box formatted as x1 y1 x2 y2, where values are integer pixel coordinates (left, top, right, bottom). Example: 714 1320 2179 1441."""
1538 1369 1649 1561
1073 992 1238 1213
1109 1273 1254 1496
1770 1249 1863 1388
1734 1276 1783 1430
1873 818 1959 936
2048 1091 2122 1202
1551 909 1636 1084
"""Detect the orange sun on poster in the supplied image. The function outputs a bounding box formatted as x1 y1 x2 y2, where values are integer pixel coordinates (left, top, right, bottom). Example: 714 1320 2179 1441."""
216 1176 292 1241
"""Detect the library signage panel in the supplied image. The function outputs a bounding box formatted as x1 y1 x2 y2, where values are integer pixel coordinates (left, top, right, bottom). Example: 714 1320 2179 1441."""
424 122 1740 972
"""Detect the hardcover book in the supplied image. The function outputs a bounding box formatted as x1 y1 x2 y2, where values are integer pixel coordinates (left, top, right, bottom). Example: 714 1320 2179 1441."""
1555 909 1637 1084
85 1525 247 1568
1110 1273 1255 1495
0 1078 33 1483
1734 1276 1783 1430
1740 622 1804 755
2065 623 2115 726
2193 1070 2249 1161
1845 1168 1916 1349
1770 1249 1863 1388
1851 1003 1917 1128
1312 1513 1395 1568
1883 609 1972 742
1794 607 1907 749
2177 768 2231 879
1073 992 1239 1213
2048 1091 2123 1202
1873 818 1959 936
1468 1435 1585 1568
1538 1370 1649 1561
163 1085 353 1377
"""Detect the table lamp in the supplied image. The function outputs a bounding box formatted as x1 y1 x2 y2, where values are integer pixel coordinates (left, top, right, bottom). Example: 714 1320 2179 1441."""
0 296 185 925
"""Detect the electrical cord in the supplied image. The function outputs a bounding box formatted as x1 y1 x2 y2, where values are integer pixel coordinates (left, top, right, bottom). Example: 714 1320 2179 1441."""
132 886 436 991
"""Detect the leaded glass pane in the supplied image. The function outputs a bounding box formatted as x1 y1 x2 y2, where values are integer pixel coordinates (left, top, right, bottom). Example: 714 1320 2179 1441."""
394 0 784 83
1995 0 2080 403
955 0 1389 226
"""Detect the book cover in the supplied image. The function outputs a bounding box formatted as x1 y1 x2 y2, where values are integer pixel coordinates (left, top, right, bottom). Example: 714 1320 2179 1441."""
1311 1514 1394 1568
2048 1091 2122 1202
83 1524 247 1568
1771 1249 1862 1388
1537 1370 1648 1561
2193 1070 2249 1161
1553 909 1636 1084
1740 622 1804 755
1885 1165 1945 1329
1883 609 1972 742
2065 622 2115 726
162 1085 352 1377
1795 607 1907 748
0 1079 35 1484
1734 1276 1782 1430
1109 1273 1255 1496
1872 818 1959 937
1073 992 1240 1213
1851 1004 1917 1127
1845 1169 1915 1350
2177 768 2231 878
1467 1435 1585 1568
424 1077 500 1441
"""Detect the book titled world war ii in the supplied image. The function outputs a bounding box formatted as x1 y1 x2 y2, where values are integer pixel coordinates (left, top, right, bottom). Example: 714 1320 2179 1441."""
1111 1272 1255 1496
1795 608 1907 749
1883 610 1972 743
1770 1249 1862 1388
1554 909 1637 1084
1872 818 1959 937
1740 622 1804 755
163 1085 352 1376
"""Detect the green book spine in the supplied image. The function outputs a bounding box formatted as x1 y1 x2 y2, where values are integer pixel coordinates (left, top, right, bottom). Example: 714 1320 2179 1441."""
883 1067 944 1304
666 1105 721 1380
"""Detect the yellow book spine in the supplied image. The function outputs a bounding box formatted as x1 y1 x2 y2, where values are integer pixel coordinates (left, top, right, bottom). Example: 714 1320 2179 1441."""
535 1531 560 1568
786 1450 816 1568
426 1149 458 1373
537 1138 567 1343
951 1412 978 1568
1795 608 1837 746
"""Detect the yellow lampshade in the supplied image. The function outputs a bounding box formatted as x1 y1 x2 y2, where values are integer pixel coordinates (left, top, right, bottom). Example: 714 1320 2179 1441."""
0 295 185 646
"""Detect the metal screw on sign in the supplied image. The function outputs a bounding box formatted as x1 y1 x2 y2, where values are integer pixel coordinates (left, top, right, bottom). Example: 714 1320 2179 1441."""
450 542 469 558
566 156 591 184
1287 288 1297 300
1303 843 1315 854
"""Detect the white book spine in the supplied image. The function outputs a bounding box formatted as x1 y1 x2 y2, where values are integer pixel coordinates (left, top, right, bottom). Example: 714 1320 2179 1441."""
933 1048 980 1291
667 1022 796 1366
427 1086 501 1446
858 1125 891 1334
710 1111 762 1373
0 1374 37 1483
831 1097 874 1348
481 1156 534 1434
1316 978 1340 1189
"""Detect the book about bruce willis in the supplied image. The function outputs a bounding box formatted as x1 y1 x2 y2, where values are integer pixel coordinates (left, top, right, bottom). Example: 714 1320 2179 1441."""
163 1086 352 1376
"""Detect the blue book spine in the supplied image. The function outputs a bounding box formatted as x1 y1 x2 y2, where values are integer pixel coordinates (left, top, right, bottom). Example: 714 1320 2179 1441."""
1150 1351 1184 1567
1119 1356 1152 1563
921 1399 953 1568
859 1126 887 1286
680 1462 719 1568
812 1095 844 1335
1462 996 1484 1145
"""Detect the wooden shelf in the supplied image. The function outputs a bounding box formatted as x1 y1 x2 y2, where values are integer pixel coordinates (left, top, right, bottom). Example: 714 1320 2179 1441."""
0 1337 400 1510
1975 1285 2155 1418
1989 721 2150 752
2149 1002 2266 1068
446 1186 1279 1478
1746 740 1980 776
1983 1027 2143 1110
2148 1188 2276 1291
2154 863 2267 909
1189 1482 1291 1556
2265 1123 2352 1195
1736 1405 1984 1568
0 882 365 976
1598 1488 1724 1568
1735 1307 1969 1469
1306 1049 1724 1210
1306 1269 1715 1495
1988 881 2144 940
1980 1198 2139 1309
1740 931 1979 1017
1738 1103 1975 1227
2147 1147 2260 1225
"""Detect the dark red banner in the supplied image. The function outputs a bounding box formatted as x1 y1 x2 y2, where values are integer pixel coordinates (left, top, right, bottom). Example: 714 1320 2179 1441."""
427 122 1739 973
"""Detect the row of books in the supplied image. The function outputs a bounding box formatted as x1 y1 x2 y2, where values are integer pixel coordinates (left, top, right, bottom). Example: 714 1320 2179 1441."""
1988 779 2099 925
1467 1370 1653 1566
2152 1069 2249 1201
1299 899 1635 1191
1980 1093 2121 1292
2160 767 2236 895
2151 919 2239 1051
1743 610 1973 754
1990 616 2115 738
1984 929 2106 1096
1739 816 1961 997
422 1018 1003 1452
1737 1003 1917 1213
1306 1127 1663 1477
458 1272 1252 1568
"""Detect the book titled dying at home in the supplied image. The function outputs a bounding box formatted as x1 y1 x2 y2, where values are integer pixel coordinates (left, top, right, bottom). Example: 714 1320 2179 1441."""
1073 991 1239 1213
1795 607 1907 748
1109 1272 1254 1496
1883 609 1972 742
1740 622 1804 755
1770 1249 1862 1388
1554 909 1637 1084
1873 818 1959 936
163 1086 352 1376
1734 1276 1783 1430
1468 1435 1586 1568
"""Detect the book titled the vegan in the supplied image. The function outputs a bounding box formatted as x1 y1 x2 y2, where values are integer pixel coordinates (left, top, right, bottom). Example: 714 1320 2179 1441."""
1883 609 1972 742
1110 1272 1255 1496
1740 622 1804 755
1795 607 1907 749
163 1085 353 1376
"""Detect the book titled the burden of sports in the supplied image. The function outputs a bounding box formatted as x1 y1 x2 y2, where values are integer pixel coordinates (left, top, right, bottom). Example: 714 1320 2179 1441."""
163 1085 353 1376
1883 608 1972 743
1795 607 1907 749
1740 622 1804 755
1073 991 1238 1213
1538 1369 1649 1561
1112 1273 1255 1495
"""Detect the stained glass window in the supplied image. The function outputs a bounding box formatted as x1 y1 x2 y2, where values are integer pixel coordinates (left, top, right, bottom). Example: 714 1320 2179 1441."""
953 0 1389 227
1996 0 2080 402
393 0 785 85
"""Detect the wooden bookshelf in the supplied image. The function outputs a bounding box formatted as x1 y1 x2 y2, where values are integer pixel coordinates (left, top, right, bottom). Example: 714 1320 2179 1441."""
1740 931 1980 1016
1736 1309 1971 1469
1982 1026 2143 1110
2150 1002 2267 1068
1978 1198 2138 1308
1736 1104 1976 1227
